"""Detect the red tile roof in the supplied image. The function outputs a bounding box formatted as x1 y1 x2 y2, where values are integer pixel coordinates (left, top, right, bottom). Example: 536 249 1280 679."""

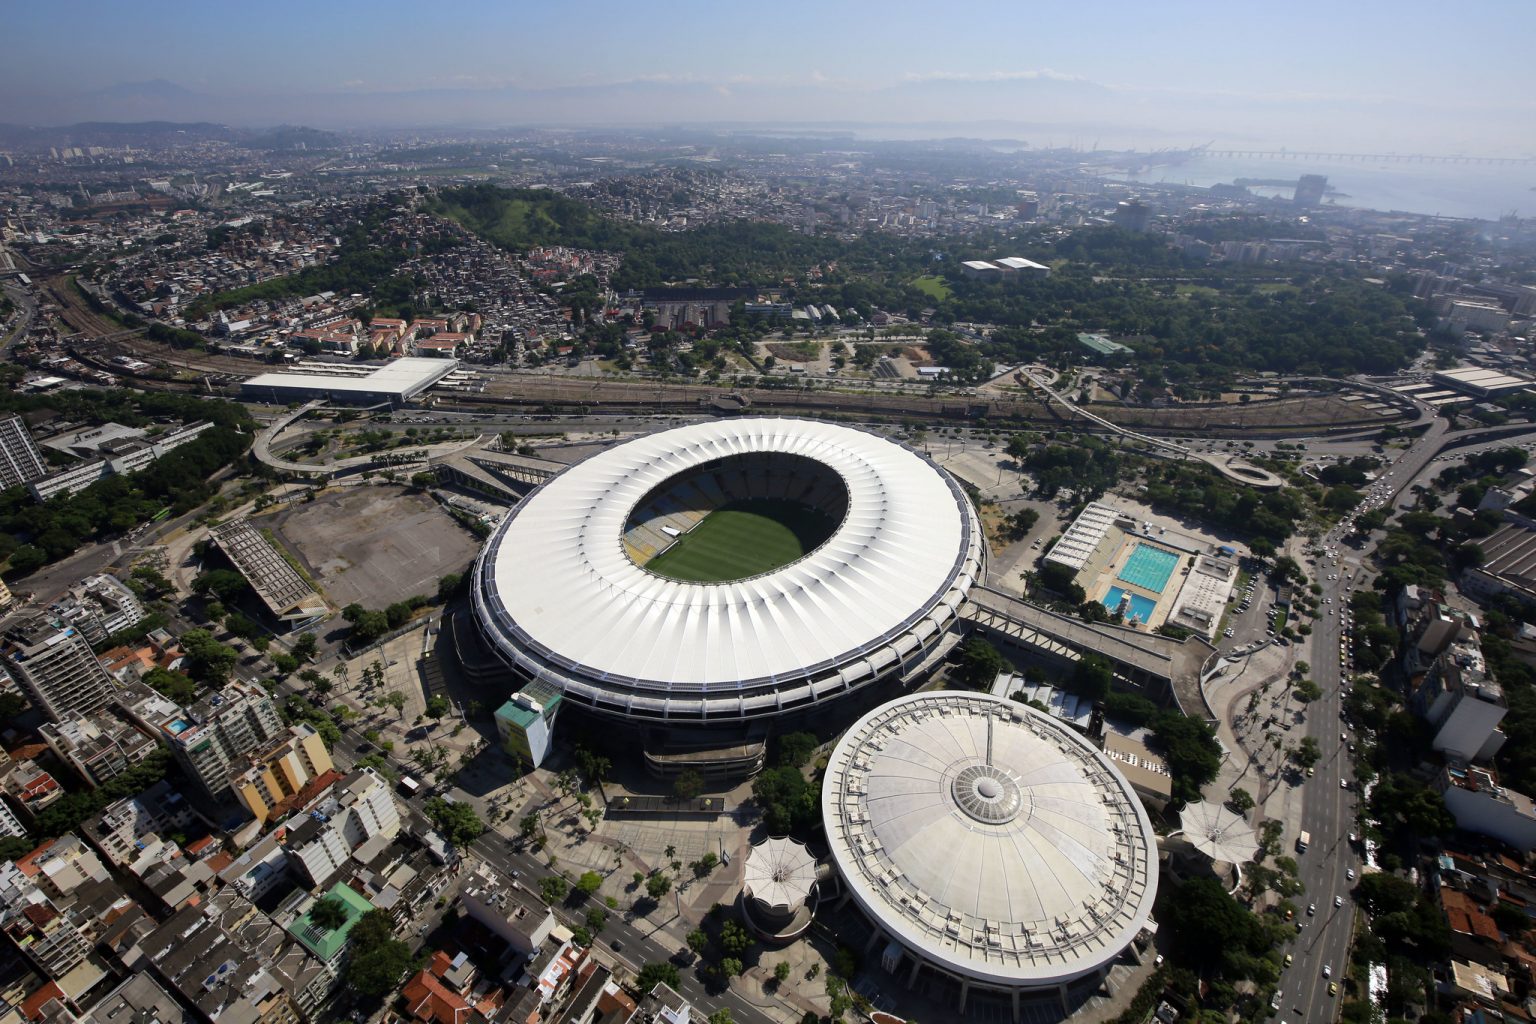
20 981 66 1022
402 967 474 1024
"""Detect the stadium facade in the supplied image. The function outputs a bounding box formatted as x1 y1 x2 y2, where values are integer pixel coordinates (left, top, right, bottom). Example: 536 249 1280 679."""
470 418 985 746
822 690 1158 1017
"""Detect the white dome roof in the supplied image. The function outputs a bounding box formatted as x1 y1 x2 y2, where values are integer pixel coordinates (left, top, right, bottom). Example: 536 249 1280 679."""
743 836 819 912
472 418 983 722
822 691 1158 989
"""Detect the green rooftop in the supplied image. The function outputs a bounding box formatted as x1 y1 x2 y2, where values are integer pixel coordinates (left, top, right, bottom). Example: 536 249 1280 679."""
495 680 563 729
1077 333 1133 357
287 882 373 962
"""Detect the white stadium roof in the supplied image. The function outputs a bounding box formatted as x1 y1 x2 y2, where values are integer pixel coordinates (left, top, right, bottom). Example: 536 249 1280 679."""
822 691 1158 989
471 418 984 722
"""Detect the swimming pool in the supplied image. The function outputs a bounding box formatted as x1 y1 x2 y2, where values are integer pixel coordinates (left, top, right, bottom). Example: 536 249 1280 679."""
1118 543 1180 594
1103 586 1157 624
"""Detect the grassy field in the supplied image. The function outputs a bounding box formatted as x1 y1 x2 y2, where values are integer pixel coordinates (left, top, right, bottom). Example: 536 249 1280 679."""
911 275 953 301
645 499 837 582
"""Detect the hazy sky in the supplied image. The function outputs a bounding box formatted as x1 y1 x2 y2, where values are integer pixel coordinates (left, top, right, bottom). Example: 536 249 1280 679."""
7 0 1534 152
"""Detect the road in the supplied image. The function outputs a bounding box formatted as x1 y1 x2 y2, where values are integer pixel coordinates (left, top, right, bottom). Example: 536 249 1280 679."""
1275 417 1449 1023
318 713 781 1024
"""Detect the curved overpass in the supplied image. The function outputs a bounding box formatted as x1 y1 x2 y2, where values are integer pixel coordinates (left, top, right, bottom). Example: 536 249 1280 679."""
253 405 487 477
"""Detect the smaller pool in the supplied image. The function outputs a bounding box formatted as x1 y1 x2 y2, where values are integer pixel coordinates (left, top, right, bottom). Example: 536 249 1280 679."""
1103 586 1157 624
164 719 190 735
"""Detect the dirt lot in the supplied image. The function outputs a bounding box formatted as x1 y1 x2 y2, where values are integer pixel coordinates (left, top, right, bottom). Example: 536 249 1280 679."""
267 485 481 609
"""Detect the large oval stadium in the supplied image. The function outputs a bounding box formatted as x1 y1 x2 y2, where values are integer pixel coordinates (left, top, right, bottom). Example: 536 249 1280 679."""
470 418 985 725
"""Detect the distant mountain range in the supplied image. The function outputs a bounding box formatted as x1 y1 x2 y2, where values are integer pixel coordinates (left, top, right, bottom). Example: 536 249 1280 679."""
0 117 340 151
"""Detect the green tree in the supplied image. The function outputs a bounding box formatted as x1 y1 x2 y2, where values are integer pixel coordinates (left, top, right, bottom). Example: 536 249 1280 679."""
424 694 451 722
686 929 708 954
636 962 680 991
422 797 484 847
309 896 348 931
144 666 199 704
646 873 672 900
720 918 753 956
1073 653 1114 701
1292 736 1321 769
180 629 238 685
382 691 407 719
193 569 249 603
955 635 1008 688
1228 788 1255 815
343 910 413 1000
752 766 816 834
774 731 819 769
673 769 704 801
539 875 570 905
1153 711 1221 804
774 961 791 982
577 871 603 896
291 632 318 663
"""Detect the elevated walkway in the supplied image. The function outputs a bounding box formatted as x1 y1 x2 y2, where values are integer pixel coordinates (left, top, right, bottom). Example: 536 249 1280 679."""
961 587 1216 717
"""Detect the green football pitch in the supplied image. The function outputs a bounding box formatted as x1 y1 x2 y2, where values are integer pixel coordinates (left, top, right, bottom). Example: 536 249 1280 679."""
644 499 838 583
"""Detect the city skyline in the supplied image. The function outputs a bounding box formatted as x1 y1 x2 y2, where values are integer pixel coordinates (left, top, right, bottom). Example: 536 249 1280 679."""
5 0 1535 154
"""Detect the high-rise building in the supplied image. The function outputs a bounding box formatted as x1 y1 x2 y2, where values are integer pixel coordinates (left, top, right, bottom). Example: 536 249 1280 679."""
157 681 287 802
233 724 335 824
0 415 48 491
1294 174 1328 207
1112 199 1152 233
39 712 160 788
83 780 198 868
0 797 24 840
282 769 401 889
0 862 92 981
51 575 145 647
0 614 117 723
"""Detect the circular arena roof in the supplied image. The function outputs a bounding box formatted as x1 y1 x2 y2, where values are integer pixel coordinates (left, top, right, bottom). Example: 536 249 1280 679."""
822 691 1158 990
471 418 983 723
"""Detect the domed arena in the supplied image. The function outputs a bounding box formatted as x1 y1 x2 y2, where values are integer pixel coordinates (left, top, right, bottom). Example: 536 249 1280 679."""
821 690 1159 1015
470 417 985 725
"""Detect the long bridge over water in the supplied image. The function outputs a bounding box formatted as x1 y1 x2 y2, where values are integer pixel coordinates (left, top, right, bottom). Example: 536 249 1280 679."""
1189 149 1534 166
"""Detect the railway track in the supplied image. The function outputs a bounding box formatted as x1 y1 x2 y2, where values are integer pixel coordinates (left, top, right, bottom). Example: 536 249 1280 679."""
33 292 1412 437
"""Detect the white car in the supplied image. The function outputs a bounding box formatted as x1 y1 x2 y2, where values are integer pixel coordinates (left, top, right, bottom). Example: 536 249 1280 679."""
1334 895 1344 908
1323 964 1332 978
1346 868 1355 880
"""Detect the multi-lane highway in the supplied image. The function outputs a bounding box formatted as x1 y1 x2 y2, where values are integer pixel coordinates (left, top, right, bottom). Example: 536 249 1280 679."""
1273 418 1454 1022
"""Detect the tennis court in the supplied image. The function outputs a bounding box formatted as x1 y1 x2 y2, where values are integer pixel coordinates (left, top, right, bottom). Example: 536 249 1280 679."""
1117 543 1180 594
1103 586 1157 623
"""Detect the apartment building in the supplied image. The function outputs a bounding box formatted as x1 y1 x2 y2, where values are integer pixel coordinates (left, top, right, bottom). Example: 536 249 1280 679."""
459 862 556 958
281 769 402 889
39 711 160 787
0 614 117 722
156 681 286 802
233 724 335 824
0 414 48 490
50 575 145 647
82 780 198 868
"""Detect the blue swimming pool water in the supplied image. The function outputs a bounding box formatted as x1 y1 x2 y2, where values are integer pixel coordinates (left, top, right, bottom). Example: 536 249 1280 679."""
1118 543 1180 594
1103 586 1157 623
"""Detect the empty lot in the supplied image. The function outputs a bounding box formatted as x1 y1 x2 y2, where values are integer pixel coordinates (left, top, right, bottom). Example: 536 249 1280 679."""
269 486 480 609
